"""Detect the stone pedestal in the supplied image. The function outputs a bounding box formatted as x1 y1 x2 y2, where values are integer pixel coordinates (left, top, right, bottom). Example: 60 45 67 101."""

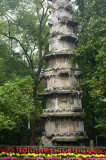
41 0 87 147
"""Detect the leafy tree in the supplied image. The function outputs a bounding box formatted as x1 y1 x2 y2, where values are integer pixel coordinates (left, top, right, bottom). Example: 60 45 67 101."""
72 0 106 140
0 74 34 130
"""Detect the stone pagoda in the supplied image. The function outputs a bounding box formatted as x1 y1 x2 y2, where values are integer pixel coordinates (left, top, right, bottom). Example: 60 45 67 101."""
40 0 87 147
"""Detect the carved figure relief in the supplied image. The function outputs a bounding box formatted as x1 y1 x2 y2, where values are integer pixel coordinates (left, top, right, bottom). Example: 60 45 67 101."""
59 96 67 108
69 122 74 132
74 99 82 108
46 98 58 109
45 121 55 133
48 57 70 69
75 121 84 132
46 99 52 109
55 120 61 132
61 121 68 132
72 76 79 88
47 76 70 90
49 37 74 52
50 24 73 35
58 96 72 109
55 120 74 133
51 9 71 23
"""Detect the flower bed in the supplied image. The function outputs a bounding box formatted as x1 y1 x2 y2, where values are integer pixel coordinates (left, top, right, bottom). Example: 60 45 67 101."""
0 148 106 160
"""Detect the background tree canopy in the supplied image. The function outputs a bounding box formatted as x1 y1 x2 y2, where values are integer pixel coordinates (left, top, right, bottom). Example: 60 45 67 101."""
72 0 106 141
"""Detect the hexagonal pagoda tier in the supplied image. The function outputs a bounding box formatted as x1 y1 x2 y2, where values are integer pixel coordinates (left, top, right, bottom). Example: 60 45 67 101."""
40 0 87 147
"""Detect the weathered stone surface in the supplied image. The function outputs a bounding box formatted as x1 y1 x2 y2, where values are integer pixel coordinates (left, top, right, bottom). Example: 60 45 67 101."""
60 34 77 42
47 57 71 69
42 135 53 147
44 69 81 78
45 131 86 137
43 95 82 110
44 52 71 60
50 7 72 24
52 136 87 142
40 89 83 99
49 0 70 5
43 108 83 113
47 76 70 90
50 24 73 36
48 19 78 27
44 119 85 135
49 36 75 52
41 111 85 118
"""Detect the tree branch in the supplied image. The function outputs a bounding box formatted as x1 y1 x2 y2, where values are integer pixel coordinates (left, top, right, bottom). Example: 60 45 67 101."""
2 33 33 68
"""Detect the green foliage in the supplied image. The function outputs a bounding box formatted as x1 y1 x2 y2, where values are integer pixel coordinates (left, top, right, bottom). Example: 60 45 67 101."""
0 40 44 131
73 0 106 138
0 75 34 130
0 0 21 10
0 0 49 72
0 58 6 84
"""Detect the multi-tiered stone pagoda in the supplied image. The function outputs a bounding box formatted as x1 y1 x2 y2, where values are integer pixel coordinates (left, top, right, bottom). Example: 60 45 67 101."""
41 0 87 147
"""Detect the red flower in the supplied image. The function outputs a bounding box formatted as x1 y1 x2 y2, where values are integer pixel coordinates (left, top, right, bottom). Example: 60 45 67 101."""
98 150 103 154
73 148 78 152
68 149 72 153
29 148 33 153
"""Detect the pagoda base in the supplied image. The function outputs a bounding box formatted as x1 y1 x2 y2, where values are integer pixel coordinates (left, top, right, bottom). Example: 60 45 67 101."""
41 133 87 147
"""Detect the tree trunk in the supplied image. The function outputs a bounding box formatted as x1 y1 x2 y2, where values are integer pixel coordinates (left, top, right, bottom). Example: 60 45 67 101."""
91 105 96 143
30 86 37 145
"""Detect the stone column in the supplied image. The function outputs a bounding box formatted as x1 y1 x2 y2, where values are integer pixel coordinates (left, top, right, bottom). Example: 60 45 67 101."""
41 0 87 147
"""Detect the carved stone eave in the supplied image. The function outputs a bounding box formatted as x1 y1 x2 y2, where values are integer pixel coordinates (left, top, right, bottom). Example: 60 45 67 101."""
48 18 78 27
52 4 73 13
45 131 86 138
74 70 82 77
40 89 83 98
44 51 72 60
40 111 85 119
47 50 72 55
49 35 77 44
60 34 77 43
52 135 87 142
50 31 77 40
44 69 70 77
43 108 84 113
45 68 81 75
49 34 77 41
45 67 71 72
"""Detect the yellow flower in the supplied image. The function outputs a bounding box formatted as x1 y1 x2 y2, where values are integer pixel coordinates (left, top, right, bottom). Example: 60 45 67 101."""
46 154 51 157
11 153 15 156
16 153 20 157
42 154 45 157
10 153 13 156
63 153 67 157
70 153 75 156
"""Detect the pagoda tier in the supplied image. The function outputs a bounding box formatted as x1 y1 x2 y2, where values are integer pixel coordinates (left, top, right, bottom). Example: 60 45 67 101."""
41 0 87 147
48 18 78 27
